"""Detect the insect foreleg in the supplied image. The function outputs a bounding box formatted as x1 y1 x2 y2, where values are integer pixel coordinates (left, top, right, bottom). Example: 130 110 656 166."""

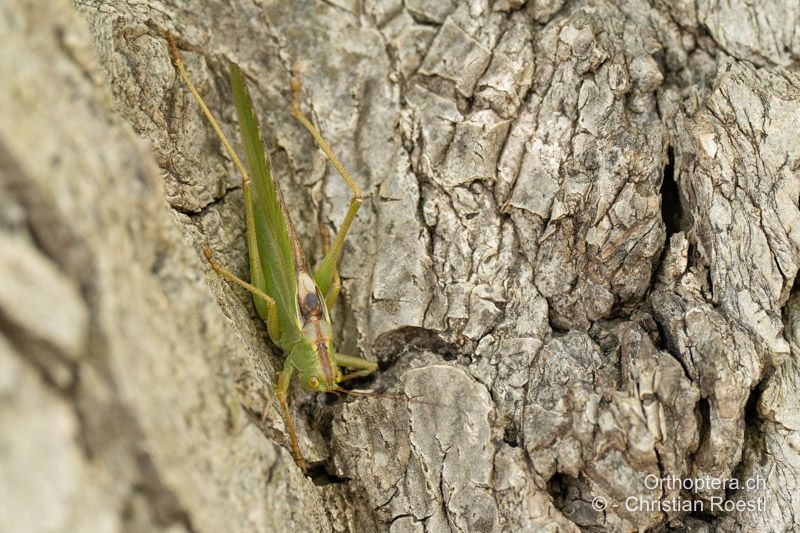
333 353 378 382
291 80 362 309
277 364 309 471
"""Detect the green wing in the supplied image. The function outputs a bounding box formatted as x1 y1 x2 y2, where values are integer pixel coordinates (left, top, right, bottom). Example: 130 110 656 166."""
229 65 301 347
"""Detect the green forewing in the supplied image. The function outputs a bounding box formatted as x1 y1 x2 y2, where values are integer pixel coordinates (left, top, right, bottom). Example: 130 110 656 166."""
229 65 301 347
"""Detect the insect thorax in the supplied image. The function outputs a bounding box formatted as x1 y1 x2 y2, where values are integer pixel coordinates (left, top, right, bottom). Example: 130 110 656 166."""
295 271 330 325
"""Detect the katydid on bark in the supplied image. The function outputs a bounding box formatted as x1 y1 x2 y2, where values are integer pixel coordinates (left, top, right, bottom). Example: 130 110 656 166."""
168 36 377 471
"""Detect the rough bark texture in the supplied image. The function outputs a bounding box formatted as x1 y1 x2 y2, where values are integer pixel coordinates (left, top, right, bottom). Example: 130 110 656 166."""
2 0 800 531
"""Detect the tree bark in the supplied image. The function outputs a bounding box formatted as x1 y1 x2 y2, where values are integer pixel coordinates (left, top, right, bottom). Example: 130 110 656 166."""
2 0 799 531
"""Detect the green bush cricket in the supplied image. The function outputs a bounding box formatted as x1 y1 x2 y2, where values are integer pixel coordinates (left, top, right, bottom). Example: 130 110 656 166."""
168 36 378 471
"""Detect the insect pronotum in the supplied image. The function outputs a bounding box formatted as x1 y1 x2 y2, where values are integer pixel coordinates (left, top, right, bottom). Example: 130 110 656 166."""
168 36 378 471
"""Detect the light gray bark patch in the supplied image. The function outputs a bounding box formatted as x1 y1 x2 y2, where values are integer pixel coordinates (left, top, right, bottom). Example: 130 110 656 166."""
717 293 800 531
522 324 700 530
651 281 760 500
499 1 670 331
697 0 800 67
331 364 577 531
673 59 800 361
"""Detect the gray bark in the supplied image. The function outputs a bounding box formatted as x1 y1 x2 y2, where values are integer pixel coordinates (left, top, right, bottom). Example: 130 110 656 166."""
2 0 800 531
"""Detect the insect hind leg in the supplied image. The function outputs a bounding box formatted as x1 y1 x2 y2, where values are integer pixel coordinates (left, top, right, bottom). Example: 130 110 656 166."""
292 79 362 308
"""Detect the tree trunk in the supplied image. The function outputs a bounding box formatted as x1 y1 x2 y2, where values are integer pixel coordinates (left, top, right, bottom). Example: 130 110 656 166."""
2 0 799 531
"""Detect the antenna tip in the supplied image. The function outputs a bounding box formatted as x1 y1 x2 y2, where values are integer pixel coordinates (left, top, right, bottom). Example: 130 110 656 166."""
166 33 183 66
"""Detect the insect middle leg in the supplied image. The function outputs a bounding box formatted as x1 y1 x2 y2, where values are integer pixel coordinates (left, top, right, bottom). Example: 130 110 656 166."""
291 80 362 309
205 246 305 470
202 246 282 343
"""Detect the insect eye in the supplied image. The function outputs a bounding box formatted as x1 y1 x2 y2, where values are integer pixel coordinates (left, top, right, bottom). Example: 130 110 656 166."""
308 377 320 389
335 371 343 383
